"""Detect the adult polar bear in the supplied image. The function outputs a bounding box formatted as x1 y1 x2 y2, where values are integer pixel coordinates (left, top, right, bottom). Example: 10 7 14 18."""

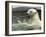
23 9 41 29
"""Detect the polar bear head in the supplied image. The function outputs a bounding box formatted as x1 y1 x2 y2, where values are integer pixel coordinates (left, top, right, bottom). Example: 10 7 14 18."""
27 9 38 16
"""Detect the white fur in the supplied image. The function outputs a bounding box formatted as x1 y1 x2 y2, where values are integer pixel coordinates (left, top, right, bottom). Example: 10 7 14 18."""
27 9 41 29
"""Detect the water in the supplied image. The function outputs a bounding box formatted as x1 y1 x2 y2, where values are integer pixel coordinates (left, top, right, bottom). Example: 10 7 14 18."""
12 23 33 31
12 16 41 31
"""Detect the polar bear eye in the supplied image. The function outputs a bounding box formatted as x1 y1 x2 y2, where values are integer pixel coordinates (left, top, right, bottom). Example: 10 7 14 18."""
35 12 37 14
30 11 32 13
30 11 32 12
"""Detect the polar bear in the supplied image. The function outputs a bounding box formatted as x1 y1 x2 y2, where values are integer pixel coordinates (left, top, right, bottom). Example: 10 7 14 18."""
26 9 41 29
